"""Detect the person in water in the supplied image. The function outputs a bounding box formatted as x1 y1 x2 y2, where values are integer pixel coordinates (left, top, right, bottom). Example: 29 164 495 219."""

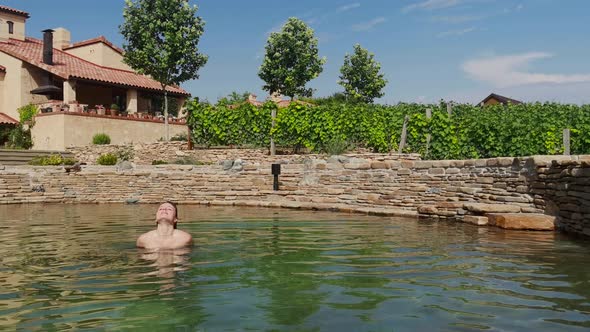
136 201 193 249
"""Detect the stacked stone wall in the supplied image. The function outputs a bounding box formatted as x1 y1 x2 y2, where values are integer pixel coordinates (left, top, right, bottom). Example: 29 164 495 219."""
1 153 589 237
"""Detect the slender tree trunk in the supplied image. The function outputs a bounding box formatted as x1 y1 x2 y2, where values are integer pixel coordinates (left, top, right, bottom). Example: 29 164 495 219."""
164 88 169 141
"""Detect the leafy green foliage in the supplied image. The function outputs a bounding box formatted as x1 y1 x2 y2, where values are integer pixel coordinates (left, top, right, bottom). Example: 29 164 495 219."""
258 17 325 99
7 125 32 150
97 153 118 166
29 154 76 166
92 133 111 145
152 160 168 165
120 0 208 139
187 100 590 159
18 103 39 124
120 0 208 87
339 44 388 103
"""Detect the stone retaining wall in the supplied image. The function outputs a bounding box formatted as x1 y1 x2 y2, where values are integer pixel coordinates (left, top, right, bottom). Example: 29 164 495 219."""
66 142 421 165
1 154 589 237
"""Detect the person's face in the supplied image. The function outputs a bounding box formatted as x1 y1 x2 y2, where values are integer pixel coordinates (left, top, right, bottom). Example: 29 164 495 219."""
156 203 176 223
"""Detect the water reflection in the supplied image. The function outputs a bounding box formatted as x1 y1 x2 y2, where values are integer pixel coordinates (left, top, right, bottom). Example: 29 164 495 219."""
0 204 589 331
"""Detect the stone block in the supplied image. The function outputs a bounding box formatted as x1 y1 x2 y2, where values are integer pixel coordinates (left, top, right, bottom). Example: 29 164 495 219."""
428 168 445 175
487 213 555 231
464 215 489 225
414 161 433 169
398 168 411 175
446 168 460 174
371 161 389 169
417 205 438 214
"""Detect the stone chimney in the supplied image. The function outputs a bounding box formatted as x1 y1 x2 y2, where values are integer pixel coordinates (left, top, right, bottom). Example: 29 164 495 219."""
52 27 71 49
0 19 7 43
42 29 54 65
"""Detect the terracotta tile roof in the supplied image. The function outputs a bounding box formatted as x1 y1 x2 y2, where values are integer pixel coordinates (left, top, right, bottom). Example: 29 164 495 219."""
0 37 189 96
63 36 124 55
0 112 18 125
0 5 30 18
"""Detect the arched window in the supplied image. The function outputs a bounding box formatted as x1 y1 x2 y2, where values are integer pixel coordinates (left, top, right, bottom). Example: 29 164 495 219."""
7 21 14 34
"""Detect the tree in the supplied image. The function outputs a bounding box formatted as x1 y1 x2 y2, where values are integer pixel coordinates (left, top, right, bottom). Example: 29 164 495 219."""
120 0 208 140
258 17 325 100
339 44 388 103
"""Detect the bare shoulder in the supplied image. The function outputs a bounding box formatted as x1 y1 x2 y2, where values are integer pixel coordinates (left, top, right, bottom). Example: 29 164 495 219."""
174 229 193 246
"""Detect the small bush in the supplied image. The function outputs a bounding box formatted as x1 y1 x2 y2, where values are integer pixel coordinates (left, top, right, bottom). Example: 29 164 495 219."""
18 103 39 124
29 154 77 166
152 160 168 165
115 146 134 161
96 153 117 165
170 133 188 141
110 104 120 111
7 125 33 149
322 137 352 155
92 133 111 145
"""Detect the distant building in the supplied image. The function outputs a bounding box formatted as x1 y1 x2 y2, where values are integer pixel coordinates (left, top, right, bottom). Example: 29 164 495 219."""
229 93 313 109
479 93 523 106
0 5 189 150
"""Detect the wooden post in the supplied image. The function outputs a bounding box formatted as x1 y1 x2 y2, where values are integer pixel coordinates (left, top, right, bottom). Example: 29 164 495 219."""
563 128 570 155
187 125 193 150
425 108 432 158
270 108 277 156
446 102 452 117
398 115 409 154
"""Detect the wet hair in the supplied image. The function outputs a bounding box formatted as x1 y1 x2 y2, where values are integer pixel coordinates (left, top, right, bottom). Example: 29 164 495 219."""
157 201 179 229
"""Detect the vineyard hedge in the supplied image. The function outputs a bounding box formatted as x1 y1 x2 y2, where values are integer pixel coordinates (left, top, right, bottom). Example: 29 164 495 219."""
186 100 590 160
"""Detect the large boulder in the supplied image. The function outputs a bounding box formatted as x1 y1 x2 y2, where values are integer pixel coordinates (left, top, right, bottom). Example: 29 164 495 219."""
487 213 555 231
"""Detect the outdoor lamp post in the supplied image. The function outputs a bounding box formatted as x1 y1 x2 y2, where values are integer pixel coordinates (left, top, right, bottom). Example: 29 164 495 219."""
271 163 281 191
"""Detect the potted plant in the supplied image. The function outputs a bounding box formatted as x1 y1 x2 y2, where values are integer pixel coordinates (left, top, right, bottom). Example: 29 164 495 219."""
96 105 106 115
110 104 120 116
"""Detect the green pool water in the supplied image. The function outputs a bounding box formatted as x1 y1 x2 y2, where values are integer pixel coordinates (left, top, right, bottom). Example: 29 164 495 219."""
0 204 589 331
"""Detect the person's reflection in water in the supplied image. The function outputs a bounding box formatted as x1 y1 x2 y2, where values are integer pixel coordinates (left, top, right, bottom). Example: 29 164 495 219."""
140 247 191 292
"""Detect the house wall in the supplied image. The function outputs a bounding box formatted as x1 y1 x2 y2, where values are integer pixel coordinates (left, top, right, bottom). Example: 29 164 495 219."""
0 11 26 41
484 98 500 106
0 52 23 119
22 63 51 105
64 43 132 71
31 113 187 150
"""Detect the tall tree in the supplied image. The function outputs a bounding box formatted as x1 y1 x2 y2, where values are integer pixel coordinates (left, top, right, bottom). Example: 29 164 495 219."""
120 0 208 140
258 17 325 100
339 44 388 103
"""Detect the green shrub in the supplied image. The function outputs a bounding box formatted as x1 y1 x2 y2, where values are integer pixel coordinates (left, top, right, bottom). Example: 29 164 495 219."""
7 125 33 150
17 103 39 124
96 153 117 165
29 154 77 166
92 133 111 145
322 137 352 155
152 160 168 165
170 133 188 141
115 146 134 161
110 104 120 111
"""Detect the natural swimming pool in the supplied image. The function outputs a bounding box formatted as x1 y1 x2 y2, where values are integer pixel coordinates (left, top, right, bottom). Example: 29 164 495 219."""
0 204 589 331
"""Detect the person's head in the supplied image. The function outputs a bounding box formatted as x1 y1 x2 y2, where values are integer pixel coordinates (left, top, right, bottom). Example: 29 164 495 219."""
156 201 179 229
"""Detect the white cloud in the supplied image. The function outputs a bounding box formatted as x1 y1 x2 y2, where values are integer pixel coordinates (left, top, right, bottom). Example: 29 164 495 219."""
338 3 360 12
403 0 462 13
437 27 476 37
462 52 590 87
351 17 386 31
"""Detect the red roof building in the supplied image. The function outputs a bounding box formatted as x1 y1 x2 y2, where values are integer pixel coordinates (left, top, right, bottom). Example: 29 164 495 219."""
0 5 191 150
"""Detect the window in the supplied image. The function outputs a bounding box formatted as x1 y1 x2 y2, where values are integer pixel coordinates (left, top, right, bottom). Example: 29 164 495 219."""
7 21 14 34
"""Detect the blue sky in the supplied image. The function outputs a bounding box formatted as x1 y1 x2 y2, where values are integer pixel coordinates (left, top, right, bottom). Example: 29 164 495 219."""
4 0 590 104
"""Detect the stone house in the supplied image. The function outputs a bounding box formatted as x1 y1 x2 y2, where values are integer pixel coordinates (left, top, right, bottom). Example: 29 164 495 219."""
479 93 523 106
0 5 189 150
